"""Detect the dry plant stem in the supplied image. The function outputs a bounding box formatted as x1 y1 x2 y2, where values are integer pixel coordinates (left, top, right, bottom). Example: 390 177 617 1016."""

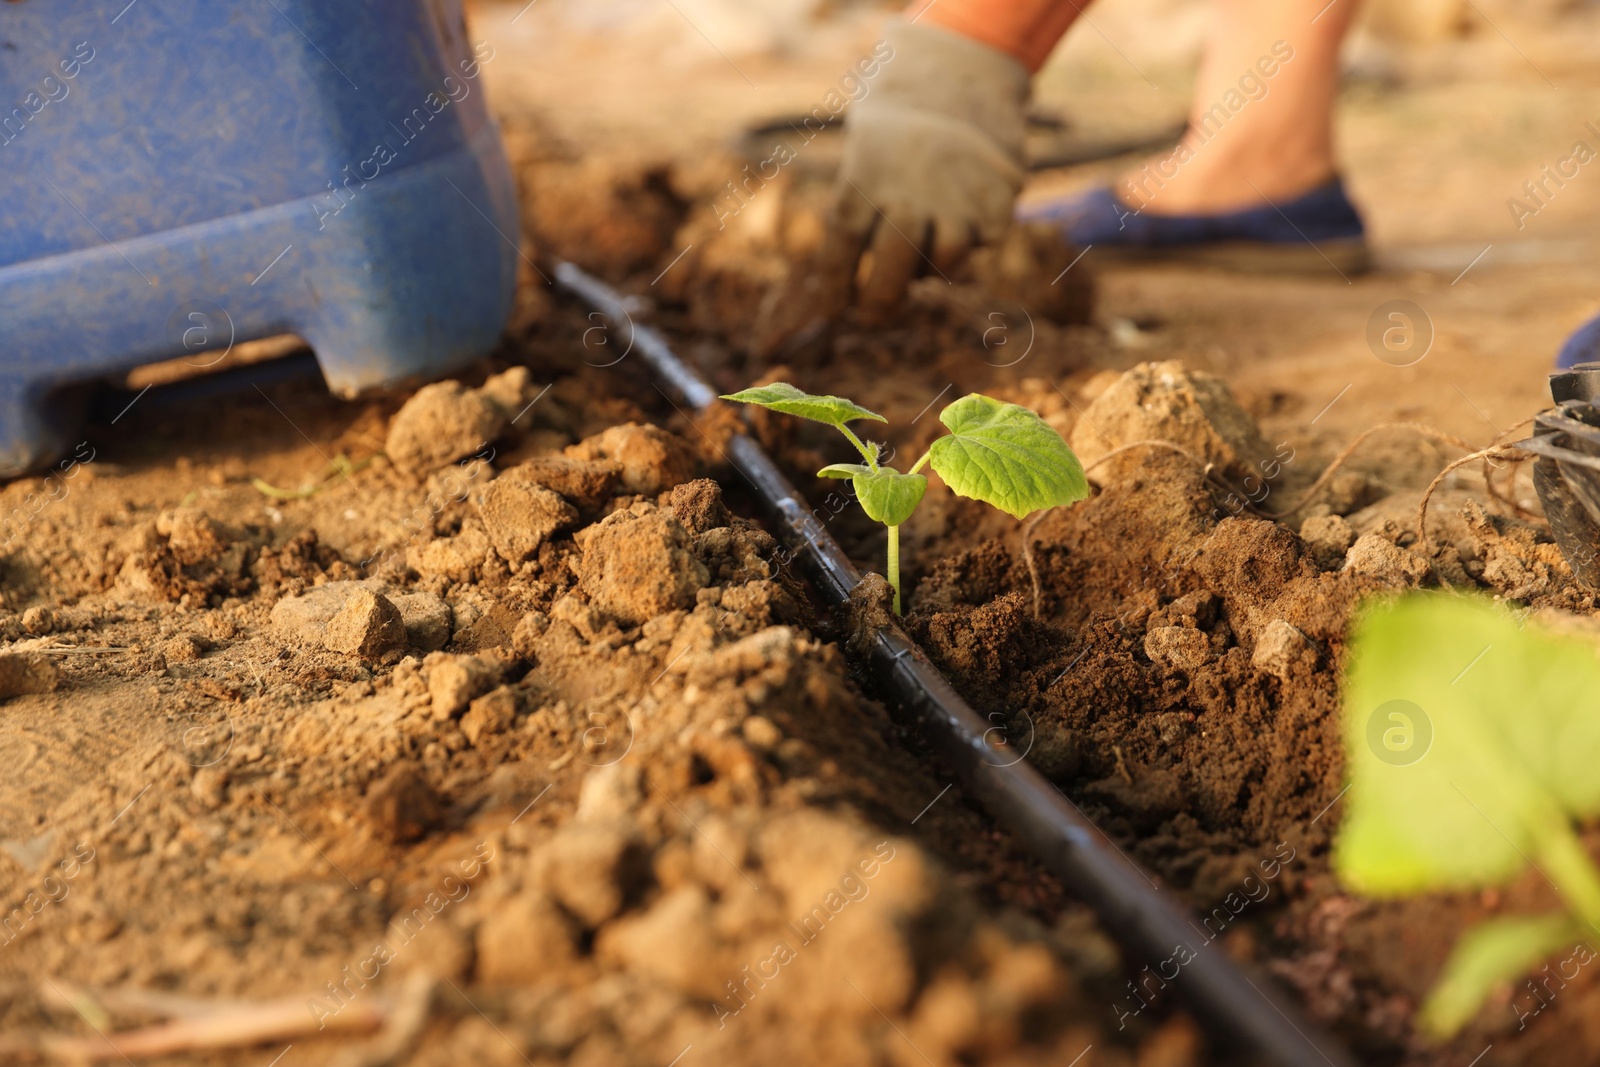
42 981 247 1022
2 991 387 1062
1483 453 1537 521
331 975 436 1067
1021 508 1050 620
1419 446 1533 545
1255 422 1472 519
31 646 131 656
1480 417 1541 521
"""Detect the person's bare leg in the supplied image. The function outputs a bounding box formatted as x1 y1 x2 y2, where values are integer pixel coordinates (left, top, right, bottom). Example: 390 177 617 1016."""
1121 0 1360 216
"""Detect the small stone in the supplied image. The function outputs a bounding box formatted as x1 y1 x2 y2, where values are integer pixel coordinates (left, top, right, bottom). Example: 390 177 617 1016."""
1325 471 1375 516
1300 514 1358 570
390 592 453 652
269 581 371 645
566 423 697 495
1163 590 1218 629
1143 626 1212 671
322 589 407 659
1252 620 1316 679
386 381 507 477
511 611 550 659
406 525 491 585
549 594 606 643
1345 533 1431 585
461 686 517 746
426 653 504 719
449 603 520 654
364 761 444 844
594 885 724 997
0 652 60 700
479 479 578 563
20 606 55 635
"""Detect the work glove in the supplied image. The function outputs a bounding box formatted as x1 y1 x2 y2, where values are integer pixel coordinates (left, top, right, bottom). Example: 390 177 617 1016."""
824 17 1031 316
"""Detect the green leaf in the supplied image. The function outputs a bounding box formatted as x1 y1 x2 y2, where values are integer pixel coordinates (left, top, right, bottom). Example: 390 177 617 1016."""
852 468 926 526
927 394 1088 519
1336 594 1600 904
818 463 926 526
721 383 885 428
1419 913 1586 1039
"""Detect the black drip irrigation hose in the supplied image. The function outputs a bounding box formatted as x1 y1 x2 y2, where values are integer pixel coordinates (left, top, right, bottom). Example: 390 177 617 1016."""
553 261 1357 1067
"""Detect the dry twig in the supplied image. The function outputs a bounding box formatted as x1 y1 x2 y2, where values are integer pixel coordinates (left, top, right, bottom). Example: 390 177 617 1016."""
0 980 393 1063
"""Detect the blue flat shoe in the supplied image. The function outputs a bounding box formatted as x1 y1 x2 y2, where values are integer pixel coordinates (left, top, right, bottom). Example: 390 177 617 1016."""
1557 312 1600 369
1018 177 1370 275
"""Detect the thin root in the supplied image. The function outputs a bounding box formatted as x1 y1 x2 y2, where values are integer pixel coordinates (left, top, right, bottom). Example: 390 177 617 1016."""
1418 445 1534 545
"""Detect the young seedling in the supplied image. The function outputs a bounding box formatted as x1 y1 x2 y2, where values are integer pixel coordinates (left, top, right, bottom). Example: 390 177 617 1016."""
720 383 1088 612
1337 593 1600 1038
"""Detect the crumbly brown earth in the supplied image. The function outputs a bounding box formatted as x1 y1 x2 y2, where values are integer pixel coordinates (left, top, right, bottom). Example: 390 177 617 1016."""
642 194 1600 1067
518 35 1600 1061
0 331 1185 1065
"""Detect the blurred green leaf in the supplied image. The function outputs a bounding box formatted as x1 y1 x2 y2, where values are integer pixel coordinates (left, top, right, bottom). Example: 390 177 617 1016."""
1338 593 1600 1038
1338 594 1600 897
1419 913 1585 1039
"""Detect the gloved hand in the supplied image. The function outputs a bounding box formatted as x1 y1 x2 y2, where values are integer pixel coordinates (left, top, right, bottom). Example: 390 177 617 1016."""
824 17 1031 316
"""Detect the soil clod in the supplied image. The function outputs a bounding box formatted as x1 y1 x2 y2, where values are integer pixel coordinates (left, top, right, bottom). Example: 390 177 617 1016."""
1344 532 1432 585
1071 360 1274 485
322 588 408 659
577 503 708 625
0 651 60 699
566 423 697 495
385 380 506 476
479 477 578 563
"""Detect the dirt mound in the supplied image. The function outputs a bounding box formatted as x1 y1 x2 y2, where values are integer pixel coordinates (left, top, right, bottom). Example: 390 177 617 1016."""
0 378 1178 1067
887 361 1600 1064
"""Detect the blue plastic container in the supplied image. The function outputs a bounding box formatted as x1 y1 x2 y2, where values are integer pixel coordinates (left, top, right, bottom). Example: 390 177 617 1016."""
0 0 519 474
